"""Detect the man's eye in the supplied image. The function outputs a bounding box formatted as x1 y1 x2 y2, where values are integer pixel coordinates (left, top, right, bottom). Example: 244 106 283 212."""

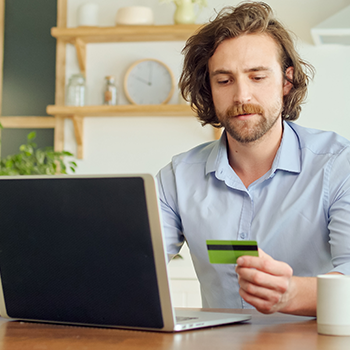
253 76 265 81
218 79 229 84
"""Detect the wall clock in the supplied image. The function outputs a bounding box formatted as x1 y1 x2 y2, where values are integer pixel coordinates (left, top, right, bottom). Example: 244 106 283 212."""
124 58 175 105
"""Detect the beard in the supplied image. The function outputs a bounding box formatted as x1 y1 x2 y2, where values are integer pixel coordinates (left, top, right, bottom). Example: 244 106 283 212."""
216 102 283 143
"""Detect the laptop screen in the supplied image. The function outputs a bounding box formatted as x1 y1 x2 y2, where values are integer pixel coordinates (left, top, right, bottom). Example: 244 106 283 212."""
0 176 164 328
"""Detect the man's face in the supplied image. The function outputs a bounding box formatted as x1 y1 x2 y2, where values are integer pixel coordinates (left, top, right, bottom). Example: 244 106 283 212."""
208 33 292 143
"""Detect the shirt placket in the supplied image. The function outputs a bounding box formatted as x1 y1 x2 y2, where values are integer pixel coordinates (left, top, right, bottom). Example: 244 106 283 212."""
237 190 255 309
237 191 253 241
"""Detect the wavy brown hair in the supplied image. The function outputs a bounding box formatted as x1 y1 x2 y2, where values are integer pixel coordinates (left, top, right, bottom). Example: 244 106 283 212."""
179 2 315 127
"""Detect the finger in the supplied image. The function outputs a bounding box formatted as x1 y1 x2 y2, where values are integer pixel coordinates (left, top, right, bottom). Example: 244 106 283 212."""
237 251 293 277
257 248 270 259
238 288 280 314
236 248 271 264
238 269 289 296
238 281 282 306
236 266 291 293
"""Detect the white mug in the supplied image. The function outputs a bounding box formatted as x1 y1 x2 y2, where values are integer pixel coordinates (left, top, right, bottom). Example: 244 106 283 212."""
77 3 99 26
317 274 350 336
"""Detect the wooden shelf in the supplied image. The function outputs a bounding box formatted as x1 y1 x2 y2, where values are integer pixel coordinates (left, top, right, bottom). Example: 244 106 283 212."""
46 104 196 117
52 24 203 75
46 104 198 159
0 116 56 128
51 24 203 43
50 20 208 159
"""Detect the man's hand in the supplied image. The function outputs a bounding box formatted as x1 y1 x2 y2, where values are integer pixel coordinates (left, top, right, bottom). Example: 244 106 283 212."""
235 248 296 314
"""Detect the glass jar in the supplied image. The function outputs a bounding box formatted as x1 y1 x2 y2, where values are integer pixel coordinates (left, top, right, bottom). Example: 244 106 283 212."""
66 73 86 106
103 75 118 105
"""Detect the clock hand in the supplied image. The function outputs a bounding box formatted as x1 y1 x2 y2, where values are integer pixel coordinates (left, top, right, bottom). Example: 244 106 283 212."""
132 75 151 85
148 62 153 84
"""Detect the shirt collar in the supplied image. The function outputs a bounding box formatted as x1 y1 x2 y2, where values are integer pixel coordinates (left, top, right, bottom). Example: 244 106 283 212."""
272 121 301 174
205 131 228 175
205 121 301 176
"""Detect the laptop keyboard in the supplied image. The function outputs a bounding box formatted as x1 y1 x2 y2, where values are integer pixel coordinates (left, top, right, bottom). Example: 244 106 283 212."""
176 316 199 322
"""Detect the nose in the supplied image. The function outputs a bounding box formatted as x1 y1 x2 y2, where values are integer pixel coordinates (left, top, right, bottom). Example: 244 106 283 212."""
232 78 252 104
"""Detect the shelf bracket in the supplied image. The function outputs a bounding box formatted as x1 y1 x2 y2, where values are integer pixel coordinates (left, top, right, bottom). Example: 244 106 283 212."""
72 115 84 159
74 37 86 75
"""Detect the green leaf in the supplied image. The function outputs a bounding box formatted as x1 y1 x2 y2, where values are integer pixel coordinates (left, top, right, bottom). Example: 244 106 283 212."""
5 159 13 168
27 131 36 140
62 151 73 156
0 130 78 176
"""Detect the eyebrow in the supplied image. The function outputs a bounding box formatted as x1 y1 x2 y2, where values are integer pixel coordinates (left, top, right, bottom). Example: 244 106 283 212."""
210 66 272 77
244 66 272 73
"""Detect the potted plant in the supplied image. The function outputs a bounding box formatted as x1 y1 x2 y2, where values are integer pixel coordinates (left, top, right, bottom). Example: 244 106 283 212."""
0 122 77 175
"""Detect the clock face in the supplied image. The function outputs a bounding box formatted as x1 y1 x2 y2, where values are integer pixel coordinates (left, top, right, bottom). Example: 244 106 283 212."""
124 59 174 105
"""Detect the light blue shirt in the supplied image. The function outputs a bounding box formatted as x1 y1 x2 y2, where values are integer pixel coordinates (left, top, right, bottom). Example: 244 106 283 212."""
157 121 350 309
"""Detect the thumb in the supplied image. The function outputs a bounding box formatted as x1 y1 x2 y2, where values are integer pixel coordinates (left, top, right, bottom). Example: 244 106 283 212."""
258 248 272 260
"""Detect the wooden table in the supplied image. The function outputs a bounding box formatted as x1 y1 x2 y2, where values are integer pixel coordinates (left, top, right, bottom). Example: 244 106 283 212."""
0 309 349 350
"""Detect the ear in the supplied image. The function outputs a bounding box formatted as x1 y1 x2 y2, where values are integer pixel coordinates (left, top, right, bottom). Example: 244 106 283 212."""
283 66 294 96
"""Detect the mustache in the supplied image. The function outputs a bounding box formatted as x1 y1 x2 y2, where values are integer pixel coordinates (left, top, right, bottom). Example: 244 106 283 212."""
225 103 264 117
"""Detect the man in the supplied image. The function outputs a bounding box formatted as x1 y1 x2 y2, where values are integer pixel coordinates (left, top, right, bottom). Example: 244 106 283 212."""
156 2 350 316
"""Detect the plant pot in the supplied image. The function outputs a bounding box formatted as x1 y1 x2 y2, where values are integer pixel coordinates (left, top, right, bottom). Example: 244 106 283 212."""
174 0 196 24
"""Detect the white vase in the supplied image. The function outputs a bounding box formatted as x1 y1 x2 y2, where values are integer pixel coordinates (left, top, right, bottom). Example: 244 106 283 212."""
174 0 196 25
77 3 99 26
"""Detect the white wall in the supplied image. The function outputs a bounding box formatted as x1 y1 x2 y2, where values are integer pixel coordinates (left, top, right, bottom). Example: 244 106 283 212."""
297 42 350 137
64 0 350 175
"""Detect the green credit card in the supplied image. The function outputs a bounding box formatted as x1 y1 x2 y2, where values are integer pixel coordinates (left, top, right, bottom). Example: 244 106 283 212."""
206 240 258 264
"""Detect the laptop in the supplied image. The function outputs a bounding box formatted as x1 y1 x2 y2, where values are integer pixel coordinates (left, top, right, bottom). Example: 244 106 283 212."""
0 174 251 332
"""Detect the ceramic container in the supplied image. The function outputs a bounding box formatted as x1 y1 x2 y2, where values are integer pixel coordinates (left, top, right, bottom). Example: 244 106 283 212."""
77 3 99 26
317 274 350 336
115 6 154 26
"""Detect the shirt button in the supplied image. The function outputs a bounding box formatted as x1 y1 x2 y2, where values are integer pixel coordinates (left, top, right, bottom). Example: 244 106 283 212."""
239 232 247 239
